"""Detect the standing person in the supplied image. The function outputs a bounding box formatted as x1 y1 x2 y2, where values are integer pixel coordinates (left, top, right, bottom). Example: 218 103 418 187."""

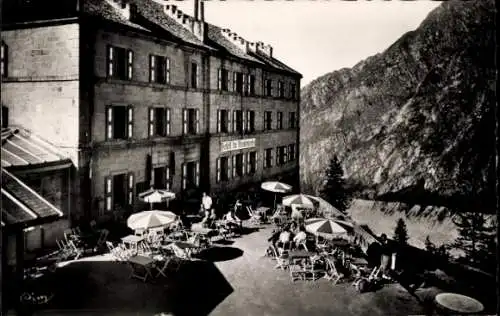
379 234 393 279
201 192 213 215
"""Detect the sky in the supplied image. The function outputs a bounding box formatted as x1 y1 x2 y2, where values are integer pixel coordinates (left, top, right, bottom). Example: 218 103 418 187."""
170 0 442 87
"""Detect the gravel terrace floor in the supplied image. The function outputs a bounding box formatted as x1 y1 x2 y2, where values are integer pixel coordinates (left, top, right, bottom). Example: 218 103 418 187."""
30 225 451 316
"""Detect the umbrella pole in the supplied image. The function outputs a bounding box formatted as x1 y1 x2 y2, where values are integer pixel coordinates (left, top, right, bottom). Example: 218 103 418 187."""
150 202 153 211
274 194 277 210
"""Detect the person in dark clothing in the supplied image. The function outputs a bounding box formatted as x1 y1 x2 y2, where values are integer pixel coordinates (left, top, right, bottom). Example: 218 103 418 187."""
366 241 382 268
268 229 281 248
379 234 394 279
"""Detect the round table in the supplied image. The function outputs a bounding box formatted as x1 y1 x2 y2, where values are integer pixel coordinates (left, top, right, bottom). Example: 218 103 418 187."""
435 293 484 315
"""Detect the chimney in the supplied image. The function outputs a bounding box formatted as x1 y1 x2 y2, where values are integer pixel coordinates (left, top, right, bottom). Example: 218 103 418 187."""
200 0 205 22
194 0 199 21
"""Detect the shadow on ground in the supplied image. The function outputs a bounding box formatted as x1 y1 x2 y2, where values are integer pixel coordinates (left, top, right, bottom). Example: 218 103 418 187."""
195 247 244 262
35 258 233 315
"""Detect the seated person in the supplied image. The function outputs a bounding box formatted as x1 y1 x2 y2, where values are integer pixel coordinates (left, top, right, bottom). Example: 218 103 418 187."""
268 228 281 247
277 226 292 249
293 226 307 245
209 209 217 221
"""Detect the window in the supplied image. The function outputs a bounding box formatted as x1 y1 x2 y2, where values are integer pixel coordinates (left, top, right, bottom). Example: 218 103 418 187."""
264 148 273 169
218 68 229 91
148 107 171 137
277 111 283 130
246 110 255 133
277 146 287 166
1 106 8 128
1 41 8 78
234 153 244 177
149 55 170 84
191 62 199 88
247 74 256 96
264 111 273 131
216 156 229 183
217 109 229 133
105 172 134 212
288 144 296 161
265 79 273 97
232 72 243 93
247 151 257 175
183 108 200 135
278 81 284 98
106 105 133 140
182 161 200 190
107 46 133 80
289 112 296 129
233 110 243 134
290 83 296 99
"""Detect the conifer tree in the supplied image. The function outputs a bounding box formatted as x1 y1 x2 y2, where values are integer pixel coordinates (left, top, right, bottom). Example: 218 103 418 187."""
319 155 351 213
393 218 409 245
452 212 496 271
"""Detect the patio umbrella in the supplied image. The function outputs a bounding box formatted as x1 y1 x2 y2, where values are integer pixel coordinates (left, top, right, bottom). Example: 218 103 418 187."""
305 218 353 240
127 210 178 230
261 181 292 209
138 188 176 210
282 194 317 208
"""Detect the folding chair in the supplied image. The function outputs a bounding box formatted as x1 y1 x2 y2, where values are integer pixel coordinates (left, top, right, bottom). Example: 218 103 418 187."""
289 263 306 281
324 258 344 284
96 229 109 249
246 206 263 226
274 250 290 270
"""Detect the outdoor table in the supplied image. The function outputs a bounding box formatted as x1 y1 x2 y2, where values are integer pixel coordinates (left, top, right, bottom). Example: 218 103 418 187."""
127 255 154 282
289 250 315 264
172 241 199 258
122 235 145 250
435 293 484 315
191 226 216 235
255 206 270 216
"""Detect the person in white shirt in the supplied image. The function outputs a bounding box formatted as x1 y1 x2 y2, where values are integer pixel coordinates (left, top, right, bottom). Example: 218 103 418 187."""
293 226 307 244
279 227 292 244
201 192 213 213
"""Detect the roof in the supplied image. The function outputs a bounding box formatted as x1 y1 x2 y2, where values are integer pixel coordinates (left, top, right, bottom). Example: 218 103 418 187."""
83 0 149 32
1 168 63 227
206 23 263 64
81 0 300 76
1 127 72 169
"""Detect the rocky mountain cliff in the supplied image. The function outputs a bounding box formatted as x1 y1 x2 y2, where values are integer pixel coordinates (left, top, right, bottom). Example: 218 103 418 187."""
300 0 496 213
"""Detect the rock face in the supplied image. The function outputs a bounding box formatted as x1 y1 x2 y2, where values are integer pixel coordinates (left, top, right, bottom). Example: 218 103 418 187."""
300 0 496 213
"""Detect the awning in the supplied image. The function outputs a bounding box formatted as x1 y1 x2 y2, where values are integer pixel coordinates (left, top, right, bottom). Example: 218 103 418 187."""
1 127 72 170
1 168 63 229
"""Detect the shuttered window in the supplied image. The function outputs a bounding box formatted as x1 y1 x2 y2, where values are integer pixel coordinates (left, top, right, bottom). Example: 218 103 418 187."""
128 172 134 205
182 163 187 190
106 106 113 140
195 161 200 187
105 176 112 212
127 105 133 138
216 158 221 183
182 109 188 134
231 155 236 178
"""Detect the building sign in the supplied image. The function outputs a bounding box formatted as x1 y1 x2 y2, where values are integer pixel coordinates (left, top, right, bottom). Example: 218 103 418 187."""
221 138 256 153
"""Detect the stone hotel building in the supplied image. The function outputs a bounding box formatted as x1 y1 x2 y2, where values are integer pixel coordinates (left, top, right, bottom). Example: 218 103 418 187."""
1 0 301 226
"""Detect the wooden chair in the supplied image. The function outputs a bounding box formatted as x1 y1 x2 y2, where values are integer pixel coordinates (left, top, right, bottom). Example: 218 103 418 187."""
324 257 344 284
274 250 290 270
289 263 306 281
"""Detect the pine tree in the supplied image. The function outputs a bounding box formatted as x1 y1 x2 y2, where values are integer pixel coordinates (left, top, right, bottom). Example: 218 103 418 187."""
452 212 496 271
319 155 351 213
393 218 409 245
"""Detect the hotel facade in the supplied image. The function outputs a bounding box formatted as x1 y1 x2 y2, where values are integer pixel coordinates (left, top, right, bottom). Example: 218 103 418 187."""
1 0 301 225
